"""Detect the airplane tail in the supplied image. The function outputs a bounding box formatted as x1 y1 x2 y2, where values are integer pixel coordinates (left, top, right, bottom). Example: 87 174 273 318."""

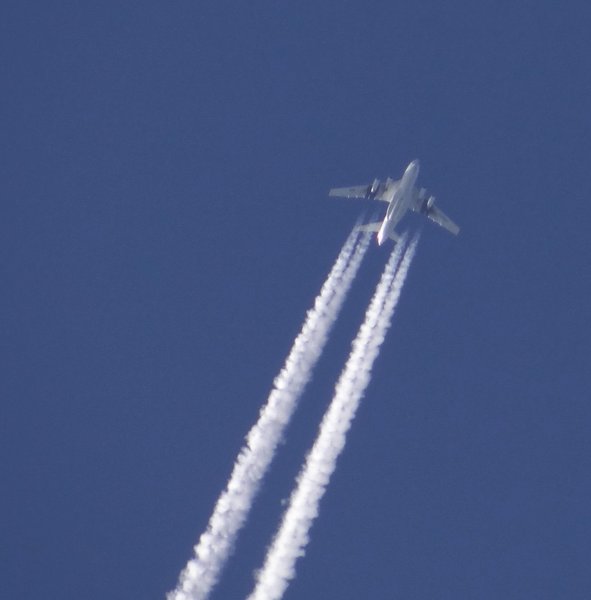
388 229 402 243
356 222 402 245
356 222 381 233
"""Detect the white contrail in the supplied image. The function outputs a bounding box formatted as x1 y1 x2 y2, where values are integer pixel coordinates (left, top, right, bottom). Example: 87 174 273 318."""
168 226 371 600
249 234 420 600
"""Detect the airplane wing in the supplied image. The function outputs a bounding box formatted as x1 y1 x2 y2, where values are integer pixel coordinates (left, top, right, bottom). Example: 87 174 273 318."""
426 206 460 235
411 188 460 235
329 178 394 202
329 185 374 199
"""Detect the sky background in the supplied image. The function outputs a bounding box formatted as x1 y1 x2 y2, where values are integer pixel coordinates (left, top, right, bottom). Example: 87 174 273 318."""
3 2 591 599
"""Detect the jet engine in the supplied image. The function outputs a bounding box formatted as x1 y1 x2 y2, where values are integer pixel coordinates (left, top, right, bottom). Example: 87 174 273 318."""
423 195 436 212
369 178 380 194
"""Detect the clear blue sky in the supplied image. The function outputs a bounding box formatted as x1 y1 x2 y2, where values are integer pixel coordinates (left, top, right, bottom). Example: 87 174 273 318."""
3 2 590 599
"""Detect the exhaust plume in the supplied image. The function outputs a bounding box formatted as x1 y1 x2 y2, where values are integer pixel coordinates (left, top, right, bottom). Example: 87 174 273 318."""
168 226 371 600
249 234 420 600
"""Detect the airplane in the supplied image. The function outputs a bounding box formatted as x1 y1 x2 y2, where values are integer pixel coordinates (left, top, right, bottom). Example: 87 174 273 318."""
329 160 459 245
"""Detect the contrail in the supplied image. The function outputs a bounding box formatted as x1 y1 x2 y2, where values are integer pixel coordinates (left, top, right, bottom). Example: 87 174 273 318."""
249 233 420 600
168 226 371 600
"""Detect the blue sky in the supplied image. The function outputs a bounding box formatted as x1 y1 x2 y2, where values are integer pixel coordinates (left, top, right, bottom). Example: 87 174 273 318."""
3 2 591 599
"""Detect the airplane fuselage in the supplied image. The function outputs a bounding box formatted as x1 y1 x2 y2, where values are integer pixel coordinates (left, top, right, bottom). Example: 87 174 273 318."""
377 160 420 245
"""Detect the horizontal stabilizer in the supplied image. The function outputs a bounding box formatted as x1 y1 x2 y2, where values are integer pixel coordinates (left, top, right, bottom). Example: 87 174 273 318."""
389 229 402 243
356 222 381 233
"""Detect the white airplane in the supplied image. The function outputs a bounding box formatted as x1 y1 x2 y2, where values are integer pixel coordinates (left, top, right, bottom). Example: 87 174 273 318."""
329 160 459 245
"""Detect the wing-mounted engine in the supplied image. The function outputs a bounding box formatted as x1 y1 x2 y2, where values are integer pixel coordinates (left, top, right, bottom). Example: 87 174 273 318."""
366 178 381 199
421 195 436 214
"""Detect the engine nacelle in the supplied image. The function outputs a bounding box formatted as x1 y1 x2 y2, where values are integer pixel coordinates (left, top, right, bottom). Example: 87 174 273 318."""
369 178 380 195
420 195 435 213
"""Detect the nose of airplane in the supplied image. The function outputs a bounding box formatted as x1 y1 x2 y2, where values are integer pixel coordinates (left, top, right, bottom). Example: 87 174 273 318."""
405 159 420 175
